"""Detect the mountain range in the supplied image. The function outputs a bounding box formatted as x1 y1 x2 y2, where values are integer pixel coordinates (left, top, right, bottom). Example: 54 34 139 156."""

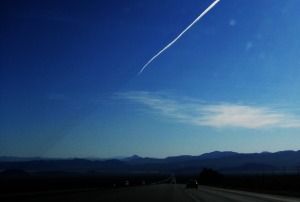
1 150 300 174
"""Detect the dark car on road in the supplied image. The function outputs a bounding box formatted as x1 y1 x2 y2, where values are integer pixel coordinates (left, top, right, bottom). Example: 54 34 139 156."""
186 180 198 189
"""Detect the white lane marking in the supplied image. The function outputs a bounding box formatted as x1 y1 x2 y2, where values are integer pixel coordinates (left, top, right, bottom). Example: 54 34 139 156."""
186 191 201 202
200 186 300 202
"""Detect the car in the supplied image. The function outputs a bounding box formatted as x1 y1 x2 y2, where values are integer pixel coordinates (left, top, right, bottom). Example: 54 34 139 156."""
186 180 198 189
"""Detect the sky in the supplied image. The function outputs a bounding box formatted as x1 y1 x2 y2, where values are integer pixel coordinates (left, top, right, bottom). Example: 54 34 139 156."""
1 0 300 158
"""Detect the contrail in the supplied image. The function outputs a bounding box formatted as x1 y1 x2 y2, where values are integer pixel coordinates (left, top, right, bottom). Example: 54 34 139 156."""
138 0 220 75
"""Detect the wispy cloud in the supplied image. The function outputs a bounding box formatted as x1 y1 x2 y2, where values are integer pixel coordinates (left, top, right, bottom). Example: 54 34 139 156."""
119 91 300 129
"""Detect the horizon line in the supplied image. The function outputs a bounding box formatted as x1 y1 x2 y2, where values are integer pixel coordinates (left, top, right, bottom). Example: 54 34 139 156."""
1 149 299 160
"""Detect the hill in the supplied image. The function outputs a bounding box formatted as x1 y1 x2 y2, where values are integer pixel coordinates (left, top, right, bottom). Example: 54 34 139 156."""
1 150 299 174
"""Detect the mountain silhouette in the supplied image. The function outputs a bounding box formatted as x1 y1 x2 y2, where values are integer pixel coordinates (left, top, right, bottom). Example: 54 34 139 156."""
1 150 299 174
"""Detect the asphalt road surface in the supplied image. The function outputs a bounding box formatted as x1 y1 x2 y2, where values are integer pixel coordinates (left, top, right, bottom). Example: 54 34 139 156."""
2 184 300 202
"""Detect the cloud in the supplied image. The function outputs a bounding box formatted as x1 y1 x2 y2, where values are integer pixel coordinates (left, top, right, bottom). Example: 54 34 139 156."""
198 105 284 128
119 91 300 129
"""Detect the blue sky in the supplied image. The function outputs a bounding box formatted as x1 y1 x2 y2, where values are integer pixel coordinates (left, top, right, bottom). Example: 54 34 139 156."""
1 0 300 158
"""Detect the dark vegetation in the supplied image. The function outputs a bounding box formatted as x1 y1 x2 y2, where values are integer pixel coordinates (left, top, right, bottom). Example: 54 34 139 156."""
198 168 224 185
176 168 300 198
1 168 300 198
220 173 300 197
0 170 169 194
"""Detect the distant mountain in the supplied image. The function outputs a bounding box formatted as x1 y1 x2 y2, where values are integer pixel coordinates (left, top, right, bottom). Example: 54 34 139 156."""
125 150 300 173
0 156 125 162
0 156 54 162
1 150 300 174
197 151 238 160
126 157 163 164
0 158 129 172
127 151 239 164
0 151 237 163
220 163 276 173
186 150 300 173
122 155 142 161
164 155 195 163
0 168 30 175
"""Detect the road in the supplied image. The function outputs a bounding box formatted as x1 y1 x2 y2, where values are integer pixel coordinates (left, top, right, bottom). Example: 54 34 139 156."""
2 184 300 202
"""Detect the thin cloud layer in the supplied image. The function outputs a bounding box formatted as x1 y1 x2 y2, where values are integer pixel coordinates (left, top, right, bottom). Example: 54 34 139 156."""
119 91 300 129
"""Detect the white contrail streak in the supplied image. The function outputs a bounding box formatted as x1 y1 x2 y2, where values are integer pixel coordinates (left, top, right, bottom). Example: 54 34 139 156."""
138 0 220 75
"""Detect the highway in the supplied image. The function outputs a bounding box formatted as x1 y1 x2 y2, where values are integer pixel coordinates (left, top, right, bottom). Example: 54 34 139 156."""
2 184 300 202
